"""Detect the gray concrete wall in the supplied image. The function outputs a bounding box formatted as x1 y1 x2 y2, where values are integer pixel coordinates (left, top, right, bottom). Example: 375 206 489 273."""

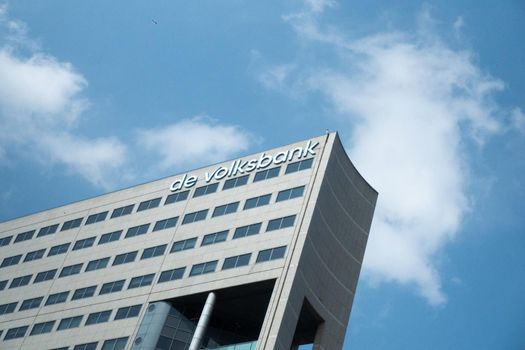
258 134 377 350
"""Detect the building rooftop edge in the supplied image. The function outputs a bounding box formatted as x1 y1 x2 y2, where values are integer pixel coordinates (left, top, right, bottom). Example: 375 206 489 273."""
1 131 338 225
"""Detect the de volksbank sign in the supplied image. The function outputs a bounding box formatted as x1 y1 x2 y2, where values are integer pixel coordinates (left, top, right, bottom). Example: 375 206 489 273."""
170 140 319 192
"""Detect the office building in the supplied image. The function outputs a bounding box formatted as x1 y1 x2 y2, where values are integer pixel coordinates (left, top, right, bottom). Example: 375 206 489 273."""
0 132 377 350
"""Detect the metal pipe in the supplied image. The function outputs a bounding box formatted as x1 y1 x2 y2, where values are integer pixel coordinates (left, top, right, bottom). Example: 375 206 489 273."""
189 292 216 350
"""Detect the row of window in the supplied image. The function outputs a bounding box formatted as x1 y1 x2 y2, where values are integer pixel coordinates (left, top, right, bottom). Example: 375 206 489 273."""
0 212 296 295
0 157 313 249
2 315 129 350
0 185 304 272
0 245 286 319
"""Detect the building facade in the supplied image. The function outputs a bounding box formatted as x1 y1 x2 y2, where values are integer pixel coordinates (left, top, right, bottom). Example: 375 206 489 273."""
0 132 377 350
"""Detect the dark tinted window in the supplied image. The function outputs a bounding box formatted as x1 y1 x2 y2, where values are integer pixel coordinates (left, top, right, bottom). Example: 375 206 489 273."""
37 224 59 237
243 194 271 210
85 211 108 225
34 269 57 283
98 230 122 245
158 267 185 283
285 158 313 174
164 190 189 205
14 230 35 243
267 215 296 231
193 183 219 197
61 217 83 231
222 175 249 190
111 204 134 218
99 280 125 295
253 167 280 182
233 223 262 239
182 209 208 224
73 236 96 250
212 202 239 217
137 197 161 212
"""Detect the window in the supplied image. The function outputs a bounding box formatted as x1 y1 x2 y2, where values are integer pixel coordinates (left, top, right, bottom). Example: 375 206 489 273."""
14 230 35 243
141 244 167 260
285 158 313 174
137 197 161 212
85 211 108 225
276 186 305 202
85 257 110 272
48 242 70 256
256 246 287 263
99 279 125 295
73 342 97 350
59 263 83 278
51 347 69 350
30 320 55 335
9 274 32 288
153 217 178 231
182 209 208 225
4 326 28 340
193 183 219 197
189 260 218 276
165 190 189 205
58 316 83 330
233 223 262 239
1 254 22 267
102 337 128 350
0 302 17 315
111 204 134 218
24 248 46 262
253 167 280 182
223 175 249 190
45 291 69 305
171 238 197 253
85 310 111 325
243 194 271 210
61 217 83 231
113 251 138 265
128 274 155 289
73 236 96 251
98 230 122 245
0 279 7 290
72 286 97 300
158 267 185 283
19 296 43 311
0 235 12 247
212 201 239 217
34 269 57 283
201 230 228 246
267 215 296 231
114 304 141 320
125 223 150 238
37 224 59 237
222 253 251 270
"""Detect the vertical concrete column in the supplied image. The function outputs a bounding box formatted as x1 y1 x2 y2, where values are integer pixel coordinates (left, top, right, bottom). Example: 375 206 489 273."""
189 292 216 350
131 301 171 350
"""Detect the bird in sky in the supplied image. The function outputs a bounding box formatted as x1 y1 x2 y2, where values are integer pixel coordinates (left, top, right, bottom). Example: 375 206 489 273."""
152 19 158 24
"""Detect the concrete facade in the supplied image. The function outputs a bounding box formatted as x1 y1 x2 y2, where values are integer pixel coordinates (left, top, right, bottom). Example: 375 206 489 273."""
0 132 377 350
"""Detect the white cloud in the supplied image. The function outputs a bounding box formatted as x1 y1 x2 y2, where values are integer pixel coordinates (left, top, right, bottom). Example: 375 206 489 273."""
262 2 519 305
0 6 128 189
137 117 254 170
510 107 525 133
39 134 127 189
0 50 87 122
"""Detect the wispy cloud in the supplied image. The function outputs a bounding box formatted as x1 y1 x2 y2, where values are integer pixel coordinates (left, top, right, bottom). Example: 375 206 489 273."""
0 6 257 189
0 5 128 189
259 2 520 305
137 116 254 170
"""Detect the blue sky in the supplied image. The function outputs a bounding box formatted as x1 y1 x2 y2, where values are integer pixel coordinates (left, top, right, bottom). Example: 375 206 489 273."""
0 1 524 349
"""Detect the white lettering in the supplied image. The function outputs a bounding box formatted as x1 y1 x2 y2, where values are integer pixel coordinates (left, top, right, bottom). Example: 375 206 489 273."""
169 139 320 192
